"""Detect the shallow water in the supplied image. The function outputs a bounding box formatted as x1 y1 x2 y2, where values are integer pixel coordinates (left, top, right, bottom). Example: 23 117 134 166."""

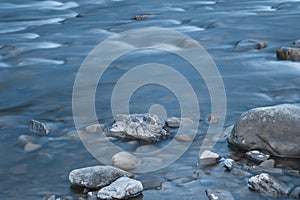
1 0 300 199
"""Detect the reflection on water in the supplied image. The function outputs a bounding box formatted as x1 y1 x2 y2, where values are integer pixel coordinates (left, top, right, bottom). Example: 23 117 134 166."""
0 0 300 199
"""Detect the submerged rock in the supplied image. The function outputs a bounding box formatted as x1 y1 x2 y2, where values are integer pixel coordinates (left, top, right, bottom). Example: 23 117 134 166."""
293 39 300 47
248 173 290 197
165 117 181 128
199 150 221 166
85 124 103 133
245 150 270 162
205 189 235 200
24 142 41 152
29 119 50 135
277 47 300 62
223 158 235 171
228 104 300 157
112 151 140 171
97 177 143 199
234 39 266 51
109 113 169 142
68 166 132 189
131 14 152 21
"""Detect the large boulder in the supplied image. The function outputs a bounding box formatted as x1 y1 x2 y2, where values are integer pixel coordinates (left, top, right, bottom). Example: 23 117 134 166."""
228 104 300 157
69 166 132 189
109 113 169 142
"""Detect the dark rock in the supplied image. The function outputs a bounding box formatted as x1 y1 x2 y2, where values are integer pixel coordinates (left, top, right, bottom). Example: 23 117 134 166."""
109 113 169 142
289 186 300 199
277 47 300 62
245 150 270 162
68 166 132 189
248 173 291 197
234 39 266 51
205 189 235 200
97 177 143 199
29 119 50 135
131 14 152 21
228 104 300 157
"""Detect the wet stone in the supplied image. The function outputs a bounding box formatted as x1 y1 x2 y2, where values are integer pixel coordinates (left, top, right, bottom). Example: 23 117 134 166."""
112 151 140 171
245 150 270 162
44 194 55 200
205 189 235 200
223 158 234 171
165 117 181 128
109 113 169 142
85 124 103 133
87 191 98 200
248 173 291 197
234 39 266 51
293 39 300 47
131 14 152 21
228 104 300 157
17 134 35 146
289 186 300 199
277 47 300 62
199 150 221 166
29 119 50 135
259 159 275 168
68 166 132 189
97 177 143 200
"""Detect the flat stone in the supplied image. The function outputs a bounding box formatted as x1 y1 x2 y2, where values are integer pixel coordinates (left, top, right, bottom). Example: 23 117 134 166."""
199 150 221 166
97 177 143 199
259 159 275 168
228 104 300 157
277 47 300 62
245 150 270 162
289 186 300 199
174 134 193 142
69 166 132 189
112 151 139 171
248 173 291 197
205 189 235 200
85 124 103 133
109 113 169 142
24 142 41 152
131 14 152 21
235 39 266 51
165 117 181 128
29 119 50 135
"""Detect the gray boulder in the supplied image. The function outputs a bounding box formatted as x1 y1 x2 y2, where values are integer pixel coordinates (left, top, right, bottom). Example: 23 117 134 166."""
228 104 300 157
248 173 291 197
109 113 169 142
68 166 132 189
97 177 143 199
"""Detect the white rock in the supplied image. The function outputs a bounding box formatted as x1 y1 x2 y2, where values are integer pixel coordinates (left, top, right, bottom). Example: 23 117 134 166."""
24 142 41 152
245 150 270 162
18 135 35 146
206 189 235 200
199 150 221 166
97 177 143 199
112 151 139 171
223 159 234 171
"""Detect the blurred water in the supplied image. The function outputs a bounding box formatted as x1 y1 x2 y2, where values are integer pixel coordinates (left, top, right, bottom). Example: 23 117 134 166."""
0 0 300 199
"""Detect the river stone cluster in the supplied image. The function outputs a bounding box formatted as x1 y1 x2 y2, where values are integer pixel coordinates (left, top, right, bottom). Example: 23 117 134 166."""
69 166 143 199
109 113 169 142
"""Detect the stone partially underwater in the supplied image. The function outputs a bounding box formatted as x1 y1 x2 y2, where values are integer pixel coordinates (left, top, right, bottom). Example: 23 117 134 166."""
228 104 300 157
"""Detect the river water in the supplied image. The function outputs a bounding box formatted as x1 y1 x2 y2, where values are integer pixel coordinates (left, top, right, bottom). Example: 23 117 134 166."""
1 0 300 199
